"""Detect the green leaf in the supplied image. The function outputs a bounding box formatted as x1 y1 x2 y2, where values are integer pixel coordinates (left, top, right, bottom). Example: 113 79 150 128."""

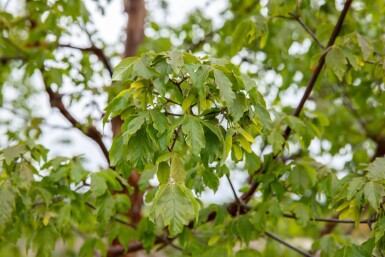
186 64 210 110
2 143 26 165
126 128 154 169
150 110 168 134
366 157 385 181
214 69 235 107
133 58 158 79
356 33 372 61
291 203 312 227
19 162 34 188
240 73 257 92
122 112 146 139
104 89 131 121
167 50 184 74
333 244 369 257
231 19 258 55
182 116 205 155
150 184 199 237
347 177 365 200
228 93 248 122
97 194 115 224
71 161 87 184
289 163 317 194
236 249 261 257
182 94 196 112
33 226 59 257
109 135 123 166
267 130 285 155
112 56 139 81
157 162 170 184
79 238 106 257
203 171 219 192
0 183 15 230
170 154 185 184
91 173 108 197
236 216 254 244
363 181 384 210
326 46 347 81
156 152 174 164
115 194 131 212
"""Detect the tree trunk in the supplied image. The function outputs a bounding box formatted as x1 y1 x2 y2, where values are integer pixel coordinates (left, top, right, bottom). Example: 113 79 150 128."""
110 0 146 256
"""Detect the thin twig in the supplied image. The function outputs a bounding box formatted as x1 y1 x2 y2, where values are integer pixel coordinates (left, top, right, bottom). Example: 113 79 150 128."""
163 111 183 116
290 13 325 49
58 43 113 77
168 125 182 152
265 231 314 257
226 175 241 205
85 201 137 229
187 30 216 52
282 213 376 224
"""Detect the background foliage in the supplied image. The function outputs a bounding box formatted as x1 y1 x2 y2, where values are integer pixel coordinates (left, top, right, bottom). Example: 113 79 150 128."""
1 0 385 256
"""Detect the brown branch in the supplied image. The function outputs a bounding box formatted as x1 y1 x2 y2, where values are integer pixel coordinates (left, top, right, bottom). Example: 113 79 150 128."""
85 201 137 229
283 0 353 140
282 213 376 224
107 235 181 257
0 56 24 63
58 44 113 77
168 125 182 152
163 111 183 116
41 71 110 164
290 13 325 49
265 231 314 257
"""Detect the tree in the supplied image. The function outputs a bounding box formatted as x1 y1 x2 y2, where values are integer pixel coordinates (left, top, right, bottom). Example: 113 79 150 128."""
1 0 385 256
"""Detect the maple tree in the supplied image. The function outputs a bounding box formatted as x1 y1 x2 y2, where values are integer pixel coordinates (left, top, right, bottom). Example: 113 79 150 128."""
1 0 385 256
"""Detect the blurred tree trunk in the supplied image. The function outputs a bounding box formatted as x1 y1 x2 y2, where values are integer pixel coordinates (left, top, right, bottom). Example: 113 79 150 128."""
110 0 145 256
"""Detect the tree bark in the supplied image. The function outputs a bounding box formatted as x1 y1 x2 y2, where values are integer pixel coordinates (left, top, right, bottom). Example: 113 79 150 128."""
109 0 146 256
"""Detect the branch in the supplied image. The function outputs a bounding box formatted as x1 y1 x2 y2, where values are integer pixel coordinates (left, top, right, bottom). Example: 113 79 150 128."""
58 44 113 77
342 91 372 137
226 175 246 213
187 30 216 52
107 235 181 257
85 201 137 229
168 125 182 152
163 111 183 117
170 78 184 95
282 213 376 224
265 231 314 257
40 70 110 165
283 0 353 140
290 13 325 49
0 56 24 63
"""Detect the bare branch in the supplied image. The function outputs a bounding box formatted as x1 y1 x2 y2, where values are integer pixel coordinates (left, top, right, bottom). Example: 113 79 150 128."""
265 231 314 257
290 13 325 49
58 43 113 77
168 125 182 152
282 213 376 224
40 70 110 165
